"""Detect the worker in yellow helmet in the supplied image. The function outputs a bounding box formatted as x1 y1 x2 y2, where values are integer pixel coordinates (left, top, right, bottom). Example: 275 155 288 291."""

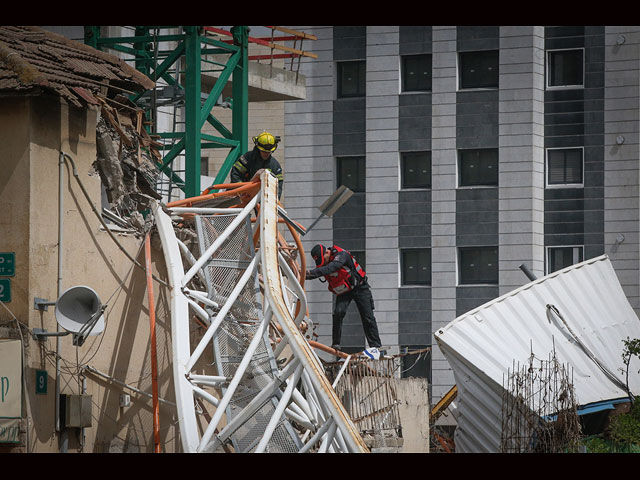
230 131 284 199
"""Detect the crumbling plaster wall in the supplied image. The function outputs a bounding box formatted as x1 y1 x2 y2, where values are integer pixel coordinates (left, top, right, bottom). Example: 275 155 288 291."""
0 95 178 452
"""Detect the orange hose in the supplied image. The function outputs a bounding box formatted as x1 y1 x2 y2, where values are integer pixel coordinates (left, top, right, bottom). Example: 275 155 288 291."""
308 341 349 359
144 233 161 453
167 181 260 208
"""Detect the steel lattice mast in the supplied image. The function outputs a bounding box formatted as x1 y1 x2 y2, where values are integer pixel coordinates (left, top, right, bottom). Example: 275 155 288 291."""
85 26 248 199
153 172 368 453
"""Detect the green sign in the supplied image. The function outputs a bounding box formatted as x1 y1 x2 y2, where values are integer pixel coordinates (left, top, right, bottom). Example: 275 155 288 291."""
35 370 47 395
0 279 10 302
0 253 14 277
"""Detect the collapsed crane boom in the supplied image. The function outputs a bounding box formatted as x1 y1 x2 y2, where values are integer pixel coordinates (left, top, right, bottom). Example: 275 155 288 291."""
153 172 368 452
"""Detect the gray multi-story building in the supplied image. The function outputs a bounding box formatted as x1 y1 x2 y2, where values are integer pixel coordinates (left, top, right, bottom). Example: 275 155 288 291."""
283 26 640 406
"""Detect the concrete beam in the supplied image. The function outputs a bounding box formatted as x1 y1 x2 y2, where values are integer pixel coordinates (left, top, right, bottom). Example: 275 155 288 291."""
202 61 307 102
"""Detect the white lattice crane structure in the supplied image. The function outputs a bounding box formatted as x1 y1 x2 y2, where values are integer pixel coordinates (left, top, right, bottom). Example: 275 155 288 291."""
153 171 368 453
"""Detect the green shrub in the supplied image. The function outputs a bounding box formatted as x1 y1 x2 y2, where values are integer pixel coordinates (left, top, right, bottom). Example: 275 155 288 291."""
582 436 612 453
609 401 640 446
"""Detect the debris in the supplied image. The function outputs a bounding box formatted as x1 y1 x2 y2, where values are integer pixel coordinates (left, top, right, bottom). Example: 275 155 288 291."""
94 97 163 232
501 347 581 453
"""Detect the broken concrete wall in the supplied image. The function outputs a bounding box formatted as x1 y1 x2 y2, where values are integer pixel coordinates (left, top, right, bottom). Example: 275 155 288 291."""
397 377 430 453
0 95 179 452
94 98 161 231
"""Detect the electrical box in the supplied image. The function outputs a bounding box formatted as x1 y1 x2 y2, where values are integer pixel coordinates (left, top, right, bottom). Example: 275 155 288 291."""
60 394 92 428
119 393 131 408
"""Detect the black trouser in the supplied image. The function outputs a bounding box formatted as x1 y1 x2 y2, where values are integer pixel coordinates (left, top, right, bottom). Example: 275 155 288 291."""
332 285 381 349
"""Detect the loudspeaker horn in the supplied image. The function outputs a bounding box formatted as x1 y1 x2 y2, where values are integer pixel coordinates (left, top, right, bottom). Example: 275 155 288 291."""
55 286 105 341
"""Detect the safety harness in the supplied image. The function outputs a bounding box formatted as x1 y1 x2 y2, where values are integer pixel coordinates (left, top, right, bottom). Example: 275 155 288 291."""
322 246 367 295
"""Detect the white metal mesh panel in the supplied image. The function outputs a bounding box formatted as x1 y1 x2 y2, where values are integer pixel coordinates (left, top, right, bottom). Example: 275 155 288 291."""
196 214 300 453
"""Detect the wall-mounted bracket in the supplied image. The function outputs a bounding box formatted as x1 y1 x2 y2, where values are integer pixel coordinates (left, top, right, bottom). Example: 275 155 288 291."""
34 297 55 311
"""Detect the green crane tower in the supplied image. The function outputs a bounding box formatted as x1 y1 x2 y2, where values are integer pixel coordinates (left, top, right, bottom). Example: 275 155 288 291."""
84 26 249 199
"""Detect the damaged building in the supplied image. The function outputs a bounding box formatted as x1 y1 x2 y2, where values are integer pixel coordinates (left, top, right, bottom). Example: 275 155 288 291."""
2 25 640 454
0 26 430 453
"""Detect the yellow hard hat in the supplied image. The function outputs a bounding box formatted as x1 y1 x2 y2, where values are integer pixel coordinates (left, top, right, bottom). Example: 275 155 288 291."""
253 131 280 153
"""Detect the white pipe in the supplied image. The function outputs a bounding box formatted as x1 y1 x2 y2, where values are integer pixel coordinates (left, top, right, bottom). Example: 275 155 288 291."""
332 355 352 389
277 251 307 327
169 207 243 214
197 305 272 452
272 252 308 359
255 363 304 452
153 201 199 452
298 419 334 453
214 358 300 447
188 374 229 385
176 238 207 286
318 422 338 453
183 288 219 309
185 296 211 326
191 385 220 408
182 194 258 287
185 254 259 373
57 152 67 452
284 407 315 432
291 384 316 424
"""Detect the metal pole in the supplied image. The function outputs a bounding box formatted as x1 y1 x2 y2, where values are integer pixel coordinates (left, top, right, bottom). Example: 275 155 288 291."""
231 26 249 158
56 152 66 452
519 263 537 282
184 26 202 197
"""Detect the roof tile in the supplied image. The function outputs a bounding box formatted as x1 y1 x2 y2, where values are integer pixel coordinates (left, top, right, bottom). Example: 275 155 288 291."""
0 26 154 107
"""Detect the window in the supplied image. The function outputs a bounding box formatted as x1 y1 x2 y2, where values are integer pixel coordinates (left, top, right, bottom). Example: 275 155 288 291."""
458 149 498 187
547 49 584 88
458 50 499 89
401 151 431 189
459 246 498 285
401 248 431 286
547 246 584 274
547 148 583 186
337 60 365 98
350 250 366 272
400 346 431 381
337 156 366 192
201 157 209 176
402 54 432 92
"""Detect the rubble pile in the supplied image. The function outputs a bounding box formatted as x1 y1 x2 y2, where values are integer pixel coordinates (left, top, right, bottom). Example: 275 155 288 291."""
94 94 163 232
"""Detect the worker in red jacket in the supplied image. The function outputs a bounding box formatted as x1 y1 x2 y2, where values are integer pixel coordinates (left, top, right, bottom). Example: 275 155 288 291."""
306 244 382 358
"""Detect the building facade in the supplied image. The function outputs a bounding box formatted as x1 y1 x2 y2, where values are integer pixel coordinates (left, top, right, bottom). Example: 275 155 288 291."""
283 26 640 405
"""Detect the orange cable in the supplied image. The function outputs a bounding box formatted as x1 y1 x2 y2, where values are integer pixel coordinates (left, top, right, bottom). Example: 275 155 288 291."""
144 233 161 453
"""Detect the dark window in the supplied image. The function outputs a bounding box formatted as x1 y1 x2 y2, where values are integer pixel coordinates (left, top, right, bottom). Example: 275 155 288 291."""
400 346 431 381
459 50 499 89
337 60 366 98
459 149 498 187
547 148 583 186
401 248 431 286
547 246 584 274
459 246 498 285
548 49 584 88
402 54 432 92
337 156 366 192
401 151 431 189
201 157 209 176
350 250 366 272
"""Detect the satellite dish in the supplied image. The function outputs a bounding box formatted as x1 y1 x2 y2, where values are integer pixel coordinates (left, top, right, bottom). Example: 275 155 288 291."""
55 286 105 345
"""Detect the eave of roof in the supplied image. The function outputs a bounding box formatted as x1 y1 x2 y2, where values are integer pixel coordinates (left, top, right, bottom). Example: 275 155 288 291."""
0 26 154 108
